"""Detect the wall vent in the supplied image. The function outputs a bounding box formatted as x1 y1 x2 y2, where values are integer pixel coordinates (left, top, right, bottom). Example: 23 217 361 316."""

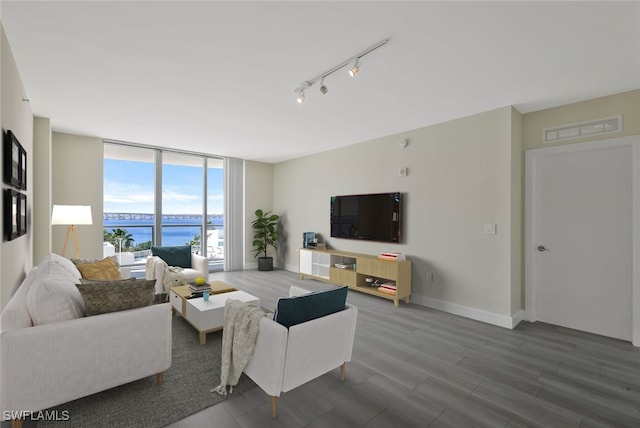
542 115 622 143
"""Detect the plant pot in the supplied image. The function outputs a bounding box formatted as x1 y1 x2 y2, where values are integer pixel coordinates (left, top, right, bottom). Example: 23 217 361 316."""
258 257 273 271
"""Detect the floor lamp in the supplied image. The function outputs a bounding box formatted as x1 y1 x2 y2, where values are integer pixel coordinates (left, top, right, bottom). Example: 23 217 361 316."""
51 205 93 259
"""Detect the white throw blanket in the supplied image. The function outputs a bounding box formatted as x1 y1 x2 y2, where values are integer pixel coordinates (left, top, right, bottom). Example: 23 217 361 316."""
145 256 186 292
213 299 265 395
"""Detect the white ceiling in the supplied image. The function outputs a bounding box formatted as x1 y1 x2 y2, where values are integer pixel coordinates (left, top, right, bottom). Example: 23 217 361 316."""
1 1 639 163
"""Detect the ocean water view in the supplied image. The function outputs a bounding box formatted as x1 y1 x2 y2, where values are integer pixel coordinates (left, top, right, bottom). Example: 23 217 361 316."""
103 215 224 248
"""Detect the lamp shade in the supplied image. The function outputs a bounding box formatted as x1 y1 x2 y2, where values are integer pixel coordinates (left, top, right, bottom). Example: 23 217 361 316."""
51 205 93 225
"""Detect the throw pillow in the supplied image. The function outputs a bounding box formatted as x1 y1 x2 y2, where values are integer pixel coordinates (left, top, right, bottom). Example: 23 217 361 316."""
0 267 40 331
74 257 122 280
76 279 156 316
274 286 348 328
151 245 192 268
27 262 85 325
41 253 82 281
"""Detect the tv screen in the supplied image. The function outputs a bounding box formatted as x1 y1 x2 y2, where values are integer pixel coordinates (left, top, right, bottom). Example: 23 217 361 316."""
330 192 402 243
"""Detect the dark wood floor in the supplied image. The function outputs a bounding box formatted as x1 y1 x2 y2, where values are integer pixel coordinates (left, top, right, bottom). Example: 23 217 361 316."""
168 269 640 428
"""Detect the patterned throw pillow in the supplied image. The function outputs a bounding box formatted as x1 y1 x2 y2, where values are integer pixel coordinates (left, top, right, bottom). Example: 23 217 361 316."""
76 279 156 316
74 256 121 280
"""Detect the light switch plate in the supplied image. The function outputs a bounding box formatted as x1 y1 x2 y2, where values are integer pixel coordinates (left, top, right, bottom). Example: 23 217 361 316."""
483 224 497 234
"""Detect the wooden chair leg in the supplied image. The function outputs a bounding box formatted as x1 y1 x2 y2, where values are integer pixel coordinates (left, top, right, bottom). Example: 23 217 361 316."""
11 419 23 428
271 396 277 418
340 363 346 381
156 372 164 384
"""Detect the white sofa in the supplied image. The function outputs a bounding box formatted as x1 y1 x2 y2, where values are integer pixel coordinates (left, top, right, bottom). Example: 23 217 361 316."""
147 252 209 294
0 255 172 428
243 286 358 417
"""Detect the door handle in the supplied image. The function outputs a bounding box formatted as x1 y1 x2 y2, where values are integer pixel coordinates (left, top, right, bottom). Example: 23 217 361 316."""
537 245 550 252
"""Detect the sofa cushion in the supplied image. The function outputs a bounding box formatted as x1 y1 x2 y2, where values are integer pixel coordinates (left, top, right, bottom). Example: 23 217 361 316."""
76 279 156 316
27 262 85 326
74 256 121 280
274 286 348 328
151 245 192 268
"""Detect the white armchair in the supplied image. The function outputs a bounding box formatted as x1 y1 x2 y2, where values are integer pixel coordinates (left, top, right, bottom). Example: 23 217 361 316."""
147 252 209 295
243 287 358 417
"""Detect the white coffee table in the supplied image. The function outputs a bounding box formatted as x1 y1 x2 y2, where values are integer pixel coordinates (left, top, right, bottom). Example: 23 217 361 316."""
183 290 260 345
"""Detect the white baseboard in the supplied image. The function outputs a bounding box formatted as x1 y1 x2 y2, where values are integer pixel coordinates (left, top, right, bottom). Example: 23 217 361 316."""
284 263 298 273
244 263 297 271
263 266 525 329
412 295 524 329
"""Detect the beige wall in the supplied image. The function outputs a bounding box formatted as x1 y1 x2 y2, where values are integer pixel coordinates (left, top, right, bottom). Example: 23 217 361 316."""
33 117 52 264
244 160 274 267
274 107 521 322
523 89 640 150
511 107 523 313
270 90 639 325
0 24 33 309
51 132 104 260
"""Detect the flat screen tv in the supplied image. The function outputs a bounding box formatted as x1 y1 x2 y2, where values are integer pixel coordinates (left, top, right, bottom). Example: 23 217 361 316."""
330 192 402 243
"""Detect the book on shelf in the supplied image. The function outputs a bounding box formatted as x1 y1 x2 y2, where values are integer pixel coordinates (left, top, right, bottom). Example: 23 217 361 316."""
377 286 397 295
378 252 406 262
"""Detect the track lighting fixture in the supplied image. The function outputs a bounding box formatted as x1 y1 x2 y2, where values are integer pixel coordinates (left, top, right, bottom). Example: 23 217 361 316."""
348 58 361 77
293 38 389 103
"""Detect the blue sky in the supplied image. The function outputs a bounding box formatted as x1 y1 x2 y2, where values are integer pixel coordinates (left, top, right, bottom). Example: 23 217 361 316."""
103 159 224 214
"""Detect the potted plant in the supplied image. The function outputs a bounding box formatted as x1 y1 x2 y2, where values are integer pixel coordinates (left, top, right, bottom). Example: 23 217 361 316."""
251 209 280 271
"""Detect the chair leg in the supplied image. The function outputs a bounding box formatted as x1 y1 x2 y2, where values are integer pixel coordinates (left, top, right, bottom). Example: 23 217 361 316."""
156 372 164 384
271 396 277 418
340 363 346 381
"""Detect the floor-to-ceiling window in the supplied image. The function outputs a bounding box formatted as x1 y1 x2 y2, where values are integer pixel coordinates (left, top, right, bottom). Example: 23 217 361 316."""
161 152 204 250
103 142 224 274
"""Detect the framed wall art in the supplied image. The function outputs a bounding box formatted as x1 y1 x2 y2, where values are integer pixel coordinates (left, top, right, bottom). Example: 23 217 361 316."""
19 144 27 190
18 191 27 236
4 188 20 241
3 130 27 190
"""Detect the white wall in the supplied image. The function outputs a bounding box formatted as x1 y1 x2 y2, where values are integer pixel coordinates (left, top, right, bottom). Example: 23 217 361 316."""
51 132 104 260
273 107 521 325
0 24 33 309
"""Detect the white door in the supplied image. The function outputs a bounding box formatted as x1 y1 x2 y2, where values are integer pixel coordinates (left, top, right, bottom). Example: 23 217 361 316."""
531 144 632 341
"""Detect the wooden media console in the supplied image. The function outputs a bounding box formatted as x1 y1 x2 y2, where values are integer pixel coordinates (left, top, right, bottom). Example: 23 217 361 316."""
299 248 411 307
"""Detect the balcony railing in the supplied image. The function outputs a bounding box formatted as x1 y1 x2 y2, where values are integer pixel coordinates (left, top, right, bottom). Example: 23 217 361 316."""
104 223 224 273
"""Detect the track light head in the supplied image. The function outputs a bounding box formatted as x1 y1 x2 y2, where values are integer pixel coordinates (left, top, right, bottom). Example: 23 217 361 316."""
296 90 305 104
319 78 328 94
348 58 361 77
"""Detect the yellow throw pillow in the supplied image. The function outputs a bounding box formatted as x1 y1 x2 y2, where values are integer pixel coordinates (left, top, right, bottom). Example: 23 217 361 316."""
75 257 121 280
